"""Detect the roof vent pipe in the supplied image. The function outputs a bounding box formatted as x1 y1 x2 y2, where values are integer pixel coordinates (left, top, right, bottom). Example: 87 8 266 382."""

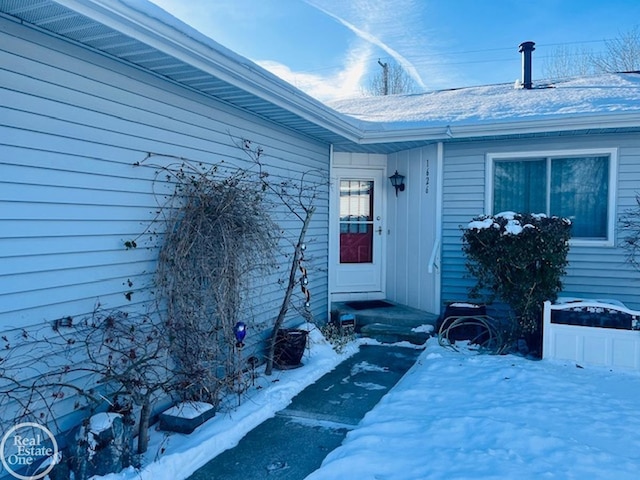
518 41 535 89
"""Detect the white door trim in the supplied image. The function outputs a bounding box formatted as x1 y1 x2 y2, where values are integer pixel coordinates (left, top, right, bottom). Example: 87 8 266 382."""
329 166 387 302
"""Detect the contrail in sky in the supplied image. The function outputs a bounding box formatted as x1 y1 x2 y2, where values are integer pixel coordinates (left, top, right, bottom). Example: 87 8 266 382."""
305 0 427 90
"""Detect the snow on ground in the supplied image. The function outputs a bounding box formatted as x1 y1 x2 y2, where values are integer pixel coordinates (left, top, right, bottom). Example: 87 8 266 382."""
307 338 640 480
93 324 359 480
95 330 640 480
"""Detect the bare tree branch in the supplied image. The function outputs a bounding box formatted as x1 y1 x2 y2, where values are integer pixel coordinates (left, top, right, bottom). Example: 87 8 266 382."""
543 27 640 80
593 26 640 72
365 60 420 96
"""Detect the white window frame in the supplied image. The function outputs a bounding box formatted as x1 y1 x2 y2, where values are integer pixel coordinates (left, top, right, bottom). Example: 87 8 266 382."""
486 148 618 247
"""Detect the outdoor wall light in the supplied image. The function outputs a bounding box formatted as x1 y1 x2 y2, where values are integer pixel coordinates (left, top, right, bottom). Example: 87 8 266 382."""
388 170 406 196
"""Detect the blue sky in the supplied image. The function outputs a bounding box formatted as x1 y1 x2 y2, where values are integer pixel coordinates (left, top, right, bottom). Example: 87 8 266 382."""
148 0 640 101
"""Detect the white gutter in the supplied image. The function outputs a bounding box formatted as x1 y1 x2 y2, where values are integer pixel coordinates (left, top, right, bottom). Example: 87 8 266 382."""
327 143 335 317
357 111 640 145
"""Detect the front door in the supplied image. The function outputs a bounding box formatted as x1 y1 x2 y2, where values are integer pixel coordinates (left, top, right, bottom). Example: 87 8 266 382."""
330 168 385 296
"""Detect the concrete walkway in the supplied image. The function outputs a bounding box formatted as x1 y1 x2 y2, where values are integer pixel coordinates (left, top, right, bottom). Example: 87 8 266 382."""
186 344 422 480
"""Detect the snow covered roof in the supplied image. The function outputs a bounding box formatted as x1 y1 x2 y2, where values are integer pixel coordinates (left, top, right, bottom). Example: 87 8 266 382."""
330 73 640 134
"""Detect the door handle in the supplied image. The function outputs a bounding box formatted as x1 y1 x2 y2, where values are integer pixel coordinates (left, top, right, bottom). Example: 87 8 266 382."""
376 226 383 235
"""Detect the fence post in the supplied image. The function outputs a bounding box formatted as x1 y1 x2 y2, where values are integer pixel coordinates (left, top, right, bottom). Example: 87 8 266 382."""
542 301 552 359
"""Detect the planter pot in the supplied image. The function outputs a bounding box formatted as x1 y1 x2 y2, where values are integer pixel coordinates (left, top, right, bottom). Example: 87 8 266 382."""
158 401 216 434
274 328 308 370
437 303 488 343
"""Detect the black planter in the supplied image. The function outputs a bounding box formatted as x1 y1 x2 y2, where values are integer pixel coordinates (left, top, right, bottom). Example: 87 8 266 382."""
158 401 216 434
437 303 488 343
274 328 308 369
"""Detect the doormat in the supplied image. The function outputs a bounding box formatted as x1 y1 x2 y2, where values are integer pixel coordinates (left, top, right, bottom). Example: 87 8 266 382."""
345 300 394 310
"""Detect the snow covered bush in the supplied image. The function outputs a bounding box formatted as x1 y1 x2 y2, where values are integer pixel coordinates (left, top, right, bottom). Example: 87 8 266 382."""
462 212 571 336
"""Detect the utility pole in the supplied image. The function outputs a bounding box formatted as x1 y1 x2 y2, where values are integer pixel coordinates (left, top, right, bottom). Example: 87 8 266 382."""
378 59 389 95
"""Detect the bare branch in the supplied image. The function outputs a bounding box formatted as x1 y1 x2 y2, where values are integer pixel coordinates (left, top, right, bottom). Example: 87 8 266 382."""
364 60 420 96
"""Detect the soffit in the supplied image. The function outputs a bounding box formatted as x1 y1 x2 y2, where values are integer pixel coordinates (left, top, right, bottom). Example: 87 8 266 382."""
0 0 360 147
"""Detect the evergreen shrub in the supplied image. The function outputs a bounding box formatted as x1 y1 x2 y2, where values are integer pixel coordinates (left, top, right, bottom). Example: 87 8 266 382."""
462 212 572 335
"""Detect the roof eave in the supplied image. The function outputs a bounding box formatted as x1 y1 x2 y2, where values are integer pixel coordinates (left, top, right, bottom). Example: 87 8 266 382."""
55 0 364 142
21 2 640 150
356 112 640 144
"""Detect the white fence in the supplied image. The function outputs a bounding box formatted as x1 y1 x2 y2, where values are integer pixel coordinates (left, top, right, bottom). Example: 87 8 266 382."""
543 299 640 371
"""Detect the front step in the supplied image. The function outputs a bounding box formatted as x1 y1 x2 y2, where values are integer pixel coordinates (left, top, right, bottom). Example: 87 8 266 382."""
331 300 438 346
359 323 430 345
332 301 438 329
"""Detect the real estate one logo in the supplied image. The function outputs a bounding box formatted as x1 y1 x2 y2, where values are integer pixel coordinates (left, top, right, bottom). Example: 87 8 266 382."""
0 422 59 480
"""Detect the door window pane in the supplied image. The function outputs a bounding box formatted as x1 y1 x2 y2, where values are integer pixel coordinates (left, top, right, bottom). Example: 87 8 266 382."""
339 180 374 263
340 224 373 263
339 180 373 221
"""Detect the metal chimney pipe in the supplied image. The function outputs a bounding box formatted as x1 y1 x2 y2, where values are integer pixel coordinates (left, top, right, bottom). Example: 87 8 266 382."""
518 41 535 89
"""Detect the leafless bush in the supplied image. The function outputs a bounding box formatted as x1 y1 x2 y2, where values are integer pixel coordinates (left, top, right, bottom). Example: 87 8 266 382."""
621 194 640 271
138 137 328 381
235 140 327 375
137 154 280 404
0 305 172 456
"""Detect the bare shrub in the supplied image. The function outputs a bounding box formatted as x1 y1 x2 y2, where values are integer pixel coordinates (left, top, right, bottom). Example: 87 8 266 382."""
142 155 279 404
621 194 640 271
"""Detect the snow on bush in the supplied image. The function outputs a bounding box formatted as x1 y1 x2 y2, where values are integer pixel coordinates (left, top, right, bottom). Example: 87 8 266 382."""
462 212 572 336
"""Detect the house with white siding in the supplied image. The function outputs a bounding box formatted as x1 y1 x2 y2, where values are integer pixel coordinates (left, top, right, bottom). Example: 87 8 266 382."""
2 0 640 459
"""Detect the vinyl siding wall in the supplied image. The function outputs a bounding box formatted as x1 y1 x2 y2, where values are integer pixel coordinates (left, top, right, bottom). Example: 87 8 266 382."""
0 18 329 432
441 133 640 311
387 145 440 314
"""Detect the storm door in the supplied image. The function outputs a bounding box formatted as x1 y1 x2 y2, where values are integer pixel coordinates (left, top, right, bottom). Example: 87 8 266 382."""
330 168 384 295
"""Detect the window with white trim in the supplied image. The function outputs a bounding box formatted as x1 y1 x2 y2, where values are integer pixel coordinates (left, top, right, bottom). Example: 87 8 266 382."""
488 149 616 244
